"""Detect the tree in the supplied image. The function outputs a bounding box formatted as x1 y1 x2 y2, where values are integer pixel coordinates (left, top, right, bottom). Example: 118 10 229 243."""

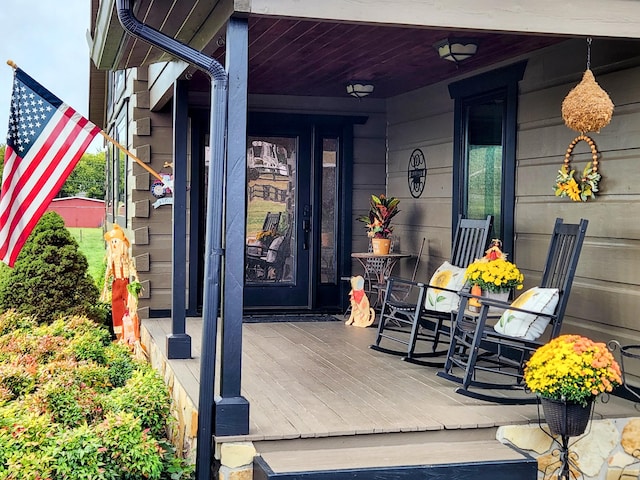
0 211 102 324
59 150 106 199
0 145 105 200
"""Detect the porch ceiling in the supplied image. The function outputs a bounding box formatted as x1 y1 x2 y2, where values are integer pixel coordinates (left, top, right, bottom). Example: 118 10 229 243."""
91 0 565 100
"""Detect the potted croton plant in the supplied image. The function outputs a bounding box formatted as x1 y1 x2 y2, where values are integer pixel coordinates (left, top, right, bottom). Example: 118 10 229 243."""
358 194 400 255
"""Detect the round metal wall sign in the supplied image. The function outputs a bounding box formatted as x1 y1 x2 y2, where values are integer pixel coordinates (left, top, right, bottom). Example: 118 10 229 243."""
407 149 426 198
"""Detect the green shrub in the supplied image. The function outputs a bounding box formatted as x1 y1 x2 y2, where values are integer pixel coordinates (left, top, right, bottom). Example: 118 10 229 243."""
67 327 111 364
0 359 37 399
0 310 194 479
109 365 172 438
104 341 137 388
52 423 115 480
97 411 164 480
0 212 100 323
0 406 58 479
40 379 86 427
158 439 196 480
0 310 37 336
75 363 112 393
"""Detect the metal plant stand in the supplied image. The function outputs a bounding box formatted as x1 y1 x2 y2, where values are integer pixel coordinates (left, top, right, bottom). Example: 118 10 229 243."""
608 341 640 406
537 398 594 480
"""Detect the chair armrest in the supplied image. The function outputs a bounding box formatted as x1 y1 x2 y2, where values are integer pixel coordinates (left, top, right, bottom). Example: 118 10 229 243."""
386 276 425 288
423 283 467 295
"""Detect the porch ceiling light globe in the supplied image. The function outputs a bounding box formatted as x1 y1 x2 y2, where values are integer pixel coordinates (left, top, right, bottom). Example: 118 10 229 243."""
346 82 374 98
434 38 478 63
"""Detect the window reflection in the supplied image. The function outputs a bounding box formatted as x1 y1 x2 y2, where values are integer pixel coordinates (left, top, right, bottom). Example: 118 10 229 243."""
245 136 296 285
320 138 338 284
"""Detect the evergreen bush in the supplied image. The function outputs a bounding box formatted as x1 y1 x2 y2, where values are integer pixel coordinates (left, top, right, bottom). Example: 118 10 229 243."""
0 212 102 324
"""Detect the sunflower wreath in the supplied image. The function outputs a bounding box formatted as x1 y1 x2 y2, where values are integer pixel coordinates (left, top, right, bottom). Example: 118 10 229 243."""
555 134 601 202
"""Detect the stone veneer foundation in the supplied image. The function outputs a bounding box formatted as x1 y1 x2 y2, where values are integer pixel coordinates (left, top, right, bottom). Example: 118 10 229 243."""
497 417 640 480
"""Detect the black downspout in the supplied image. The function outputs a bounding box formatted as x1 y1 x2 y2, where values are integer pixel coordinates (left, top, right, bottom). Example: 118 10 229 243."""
115 2 227 479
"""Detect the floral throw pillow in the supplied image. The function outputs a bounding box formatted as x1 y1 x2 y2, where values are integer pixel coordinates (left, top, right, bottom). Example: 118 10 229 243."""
425 262 467 312
494 287 559 340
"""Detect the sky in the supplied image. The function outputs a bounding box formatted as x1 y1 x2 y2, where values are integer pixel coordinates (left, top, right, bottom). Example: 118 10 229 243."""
0 0 103 152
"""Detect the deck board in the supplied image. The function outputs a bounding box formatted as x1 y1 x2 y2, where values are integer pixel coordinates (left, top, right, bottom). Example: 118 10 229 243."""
141 316 639 445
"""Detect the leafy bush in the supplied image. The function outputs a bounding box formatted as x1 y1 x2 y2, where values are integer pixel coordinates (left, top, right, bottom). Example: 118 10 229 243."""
98 411 164 480
0 212 101 324
0 312 194 479
51 423 111 480
109 365 172 438
104 341 137 388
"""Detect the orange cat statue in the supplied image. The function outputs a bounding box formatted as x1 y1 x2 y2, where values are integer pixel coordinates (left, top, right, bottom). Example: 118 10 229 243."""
346 275 376 328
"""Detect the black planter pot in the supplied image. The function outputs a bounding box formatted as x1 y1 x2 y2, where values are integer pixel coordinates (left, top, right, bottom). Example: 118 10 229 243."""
540 397 593 437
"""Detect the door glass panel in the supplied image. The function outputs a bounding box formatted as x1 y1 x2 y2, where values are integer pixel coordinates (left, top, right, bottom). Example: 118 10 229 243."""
465 101 503 236
245 136 296 285
320 138 338 284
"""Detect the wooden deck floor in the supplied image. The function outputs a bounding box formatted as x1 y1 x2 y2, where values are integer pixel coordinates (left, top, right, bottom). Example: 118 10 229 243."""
143 316 637 449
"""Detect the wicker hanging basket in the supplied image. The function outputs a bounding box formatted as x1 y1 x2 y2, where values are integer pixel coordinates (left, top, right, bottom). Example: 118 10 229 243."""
561 69 614 134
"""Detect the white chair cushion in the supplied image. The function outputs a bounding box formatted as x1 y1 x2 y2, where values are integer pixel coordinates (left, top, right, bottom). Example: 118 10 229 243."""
425 262 467 312
494 287 559 340
266 236 284 263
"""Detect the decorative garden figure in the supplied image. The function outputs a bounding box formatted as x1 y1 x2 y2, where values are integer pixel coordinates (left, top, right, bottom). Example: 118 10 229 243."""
102 225 141 344
345 275 375 328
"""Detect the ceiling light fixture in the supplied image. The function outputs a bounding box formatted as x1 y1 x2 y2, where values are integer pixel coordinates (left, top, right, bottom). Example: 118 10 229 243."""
346 82 374 98
434 38 478 64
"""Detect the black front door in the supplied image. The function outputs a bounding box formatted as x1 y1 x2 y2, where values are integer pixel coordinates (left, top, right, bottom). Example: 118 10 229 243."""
244 114 354 312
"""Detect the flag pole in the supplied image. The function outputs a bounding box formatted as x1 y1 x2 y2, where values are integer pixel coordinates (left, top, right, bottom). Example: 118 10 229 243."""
99 131 166 183
6 60 166 185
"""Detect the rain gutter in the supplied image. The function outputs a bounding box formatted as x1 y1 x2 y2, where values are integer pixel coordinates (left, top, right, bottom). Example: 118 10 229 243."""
115 1 226 479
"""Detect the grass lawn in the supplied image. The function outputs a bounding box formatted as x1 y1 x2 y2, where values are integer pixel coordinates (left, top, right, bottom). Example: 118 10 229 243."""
68 227 106 286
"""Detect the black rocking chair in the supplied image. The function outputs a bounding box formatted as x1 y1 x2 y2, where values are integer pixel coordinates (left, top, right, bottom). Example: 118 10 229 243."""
437 218 589 404
371 215 493 364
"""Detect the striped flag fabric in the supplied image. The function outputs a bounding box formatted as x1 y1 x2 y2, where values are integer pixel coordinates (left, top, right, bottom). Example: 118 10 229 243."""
1 67 100 266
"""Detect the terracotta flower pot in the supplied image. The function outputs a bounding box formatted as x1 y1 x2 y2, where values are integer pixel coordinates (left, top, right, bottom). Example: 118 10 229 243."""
371 238 391 255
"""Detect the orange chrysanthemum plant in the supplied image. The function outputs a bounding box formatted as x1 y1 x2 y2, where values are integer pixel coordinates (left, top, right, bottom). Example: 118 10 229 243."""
524 334 622 407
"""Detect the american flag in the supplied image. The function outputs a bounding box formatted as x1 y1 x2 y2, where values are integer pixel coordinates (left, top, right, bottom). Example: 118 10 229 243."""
0 67 100 266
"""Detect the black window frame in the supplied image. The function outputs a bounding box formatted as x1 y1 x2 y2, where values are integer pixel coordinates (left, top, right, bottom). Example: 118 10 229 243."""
449 61 527 257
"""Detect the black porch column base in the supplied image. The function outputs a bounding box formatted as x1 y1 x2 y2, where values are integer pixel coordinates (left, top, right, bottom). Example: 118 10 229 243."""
166 333 192 359
214 396 250 436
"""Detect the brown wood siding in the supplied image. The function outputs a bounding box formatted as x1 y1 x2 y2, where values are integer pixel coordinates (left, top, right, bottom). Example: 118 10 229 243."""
386 38 640 372
386 81 457 281
516 39 640 351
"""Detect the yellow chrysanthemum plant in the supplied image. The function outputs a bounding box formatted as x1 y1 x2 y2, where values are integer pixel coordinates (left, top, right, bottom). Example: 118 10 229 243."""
463 240 524 294
524 334 622 407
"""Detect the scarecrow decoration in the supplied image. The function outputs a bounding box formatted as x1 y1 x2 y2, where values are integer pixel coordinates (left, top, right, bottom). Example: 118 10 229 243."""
345 275 375 328
555 38 614 202
101 225 141 346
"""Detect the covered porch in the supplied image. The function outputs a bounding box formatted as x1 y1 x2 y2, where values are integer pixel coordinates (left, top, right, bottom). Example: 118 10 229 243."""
141 316 639 479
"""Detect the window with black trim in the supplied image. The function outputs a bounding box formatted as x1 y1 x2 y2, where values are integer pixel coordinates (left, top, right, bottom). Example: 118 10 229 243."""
449 61 526 257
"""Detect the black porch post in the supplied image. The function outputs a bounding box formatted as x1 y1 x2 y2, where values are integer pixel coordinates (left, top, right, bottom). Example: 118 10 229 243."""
167 78 191 359
214 15 249 435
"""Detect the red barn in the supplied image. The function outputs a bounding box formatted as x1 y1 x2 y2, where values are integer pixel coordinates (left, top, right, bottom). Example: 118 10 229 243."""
46 197 105 228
